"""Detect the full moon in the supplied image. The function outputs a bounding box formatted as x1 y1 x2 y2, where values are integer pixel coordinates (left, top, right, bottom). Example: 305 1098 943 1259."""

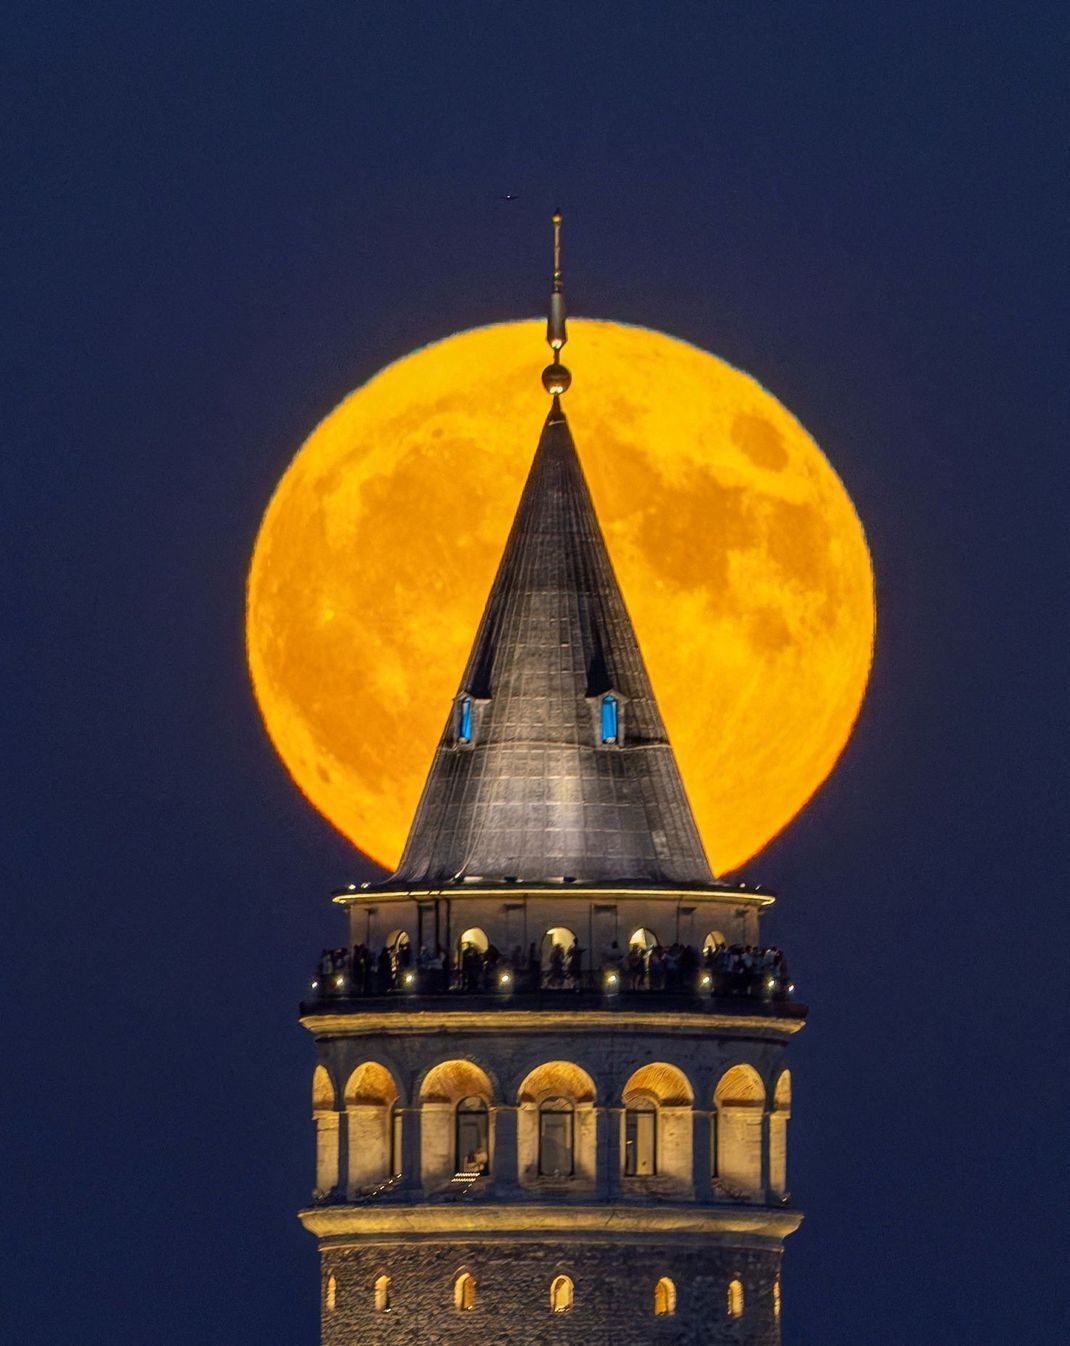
247 320 874 876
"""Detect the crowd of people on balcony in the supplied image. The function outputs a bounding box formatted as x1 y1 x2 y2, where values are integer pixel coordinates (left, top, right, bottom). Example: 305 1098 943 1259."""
310 930 792 1001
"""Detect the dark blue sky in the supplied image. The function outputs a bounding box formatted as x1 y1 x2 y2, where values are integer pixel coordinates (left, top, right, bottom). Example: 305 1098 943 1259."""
4 4 1067 1343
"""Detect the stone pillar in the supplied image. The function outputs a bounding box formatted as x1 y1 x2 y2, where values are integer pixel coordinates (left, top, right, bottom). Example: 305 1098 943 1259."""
315 1112 341 1196
401 1105 422 1193
492 1105 520 1193
597 1108 622 1198
692 1108 713 1201
760 1109 772 1198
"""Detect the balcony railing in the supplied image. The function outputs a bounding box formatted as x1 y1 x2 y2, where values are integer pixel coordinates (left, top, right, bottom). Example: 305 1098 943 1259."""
302 946 799 1014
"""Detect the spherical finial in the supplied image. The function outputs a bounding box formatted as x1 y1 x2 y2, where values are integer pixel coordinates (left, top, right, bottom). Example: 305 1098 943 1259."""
542 361 572 396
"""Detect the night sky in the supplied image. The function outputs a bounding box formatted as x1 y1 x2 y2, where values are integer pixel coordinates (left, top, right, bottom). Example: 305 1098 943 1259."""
5 4 1067 1343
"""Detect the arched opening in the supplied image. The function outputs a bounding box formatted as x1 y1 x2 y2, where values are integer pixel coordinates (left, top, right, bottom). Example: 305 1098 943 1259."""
517 1062 597 1189
629 927 658 952
312 1065 339 1196
344 1062 399 1195
325 1272 336 1312
714 1065 765 1198
540 926 577 986
653 1276 676 1316
702 930 727 954
454 1272 476 1311
550 1274 574 1313
384 930 411 987
727 1278 744 1318
538 1098 574 1176
456 1096 490 1173
456 928 488 990
622 1063 694 1189
624 1099 656 1175
390 1103 403 1178
374 1274 391 1312
420 1060 494 1188
770 1070 792 1197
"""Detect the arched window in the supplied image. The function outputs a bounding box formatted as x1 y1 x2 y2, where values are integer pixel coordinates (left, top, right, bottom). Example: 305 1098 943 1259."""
702 930 726 954
374 1274 391 1312
653 1276 676 1316
773 1276 781 1320
600 694 619 743
549 1274 574 1313
538 1098 574 1176
624 1099 657 1176
454 1272 476 1310
456 1096 489 1173
727 1278 744 1318
325 1273 336 1312
629 927 658 953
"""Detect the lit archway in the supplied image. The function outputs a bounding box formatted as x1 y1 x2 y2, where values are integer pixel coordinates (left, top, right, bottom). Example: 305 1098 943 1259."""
622 1063 694 1189
312 1065 339 1195
518 1062 597 1189
714 1065 765 1198
420 1060 494 1188
344 1062 399 1195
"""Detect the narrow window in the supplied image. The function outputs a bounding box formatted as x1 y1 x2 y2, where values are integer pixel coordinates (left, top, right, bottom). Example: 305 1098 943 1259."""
550 1274 574 1313
773 1276 781 1319
374 1274 391 1312
456 1096 489 1173
454 1272 476 1311
458 696 473 743
325 1273 336 1312
538 1098 575 1176
653 1276 676 1316
600 694 619 743
727 1278 744 1319
624 1100 657 1176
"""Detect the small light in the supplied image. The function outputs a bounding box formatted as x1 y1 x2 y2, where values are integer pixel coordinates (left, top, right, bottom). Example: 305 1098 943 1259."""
335 974 345 988
402 970 416 989
311 980 319 989
700 973 712 988
765 976 775 990
500 972 511 985
788 983 795 994
347 884 356 891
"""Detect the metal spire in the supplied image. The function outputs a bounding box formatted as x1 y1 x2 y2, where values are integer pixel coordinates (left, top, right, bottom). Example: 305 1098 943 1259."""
542 210 572 396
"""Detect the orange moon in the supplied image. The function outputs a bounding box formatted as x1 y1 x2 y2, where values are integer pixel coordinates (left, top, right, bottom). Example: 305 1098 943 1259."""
246 319 874 876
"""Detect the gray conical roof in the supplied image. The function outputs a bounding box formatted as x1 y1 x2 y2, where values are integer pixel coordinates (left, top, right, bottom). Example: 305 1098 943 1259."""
383 398 715 890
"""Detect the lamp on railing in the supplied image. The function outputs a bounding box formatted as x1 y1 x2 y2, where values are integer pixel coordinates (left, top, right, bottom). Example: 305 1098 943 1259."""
603 968 621 997
496 968 514 997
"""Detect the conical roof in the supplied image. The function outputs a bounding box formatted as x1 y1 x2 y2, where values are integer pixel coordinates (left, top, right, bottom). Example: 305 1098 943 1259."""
381 396 715 890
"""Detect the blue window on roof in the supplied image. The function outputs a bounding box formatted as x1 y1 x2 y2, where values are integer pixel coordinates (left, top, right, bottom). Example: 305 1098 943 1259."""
600 694 619 744
459 696 473 743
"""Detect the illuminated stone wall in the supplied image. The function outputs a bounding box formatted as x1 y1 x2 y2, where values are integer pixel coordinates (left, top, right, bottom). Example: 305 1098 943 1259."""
321 1240 783 1346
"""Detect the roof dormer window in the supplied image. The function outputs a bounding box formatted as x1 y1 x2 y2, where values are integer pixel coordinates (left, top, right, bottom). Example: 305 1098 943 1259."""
458 696 473 744
600 694 619 744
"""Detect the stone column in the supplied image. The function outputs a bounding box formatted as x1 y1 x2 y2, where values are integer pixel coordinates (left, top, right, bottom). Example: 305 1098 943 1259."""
760 1109 772 1199
692 1108 713 1201
597 1108 622 1198
401 1106 422 1194
492 1105 520 1193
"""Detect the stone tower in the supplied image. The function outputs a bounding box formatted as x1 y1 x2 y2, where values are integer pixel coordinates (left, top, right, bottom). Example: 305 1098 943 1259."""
299 216 804 1345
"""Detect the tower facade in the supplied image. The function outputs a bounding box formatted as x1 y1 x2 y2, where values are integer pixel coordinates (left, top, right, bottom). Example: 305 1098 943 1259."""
298 220 804 1344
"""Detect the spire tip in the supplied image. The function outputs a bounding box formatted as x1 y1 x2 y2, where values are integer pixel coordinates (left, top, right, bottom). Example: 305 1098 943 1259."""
545 210 570 394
